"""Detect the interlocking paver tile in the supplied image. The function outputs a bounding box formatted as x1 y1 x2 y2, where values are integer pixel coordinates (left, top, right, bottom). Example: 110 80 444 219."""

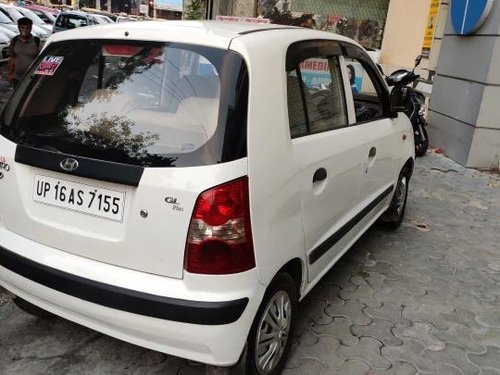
434 363 464 375
423 275 464 297
363 261 402 281
381 338 435 372
338 337 391 370
299 299 333 326
311 317 359 346
331 360 371 375
321 266 358 291
364 247 404 269
433 323 486 354
471 328 500 349
307 284 342 303
425 343 480 375
441 308 487 332
286 358 372 375
351 318 403 347
468 346 500 371
283 357 325 374
460 258 500 277
364 302 411 327
402 302 452 330
475 310 500 329
412 289 457 310
367 361 417 375
373 280 428 306
355 272 389 291
445 290 484 312
293 314 312 340
392 322 445 352
469 287 497 304
292 327 320 347
383 276 428 298
456 267 495 289
340 277 382 308
325 299 372 325
286 336 344 371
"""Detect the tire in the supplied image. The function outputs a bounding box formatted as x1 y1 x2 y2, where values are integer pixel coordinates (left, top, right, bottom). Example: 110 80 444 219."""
380 167 410 230
414 122 429 157
12 296 55 319
246 273 298 375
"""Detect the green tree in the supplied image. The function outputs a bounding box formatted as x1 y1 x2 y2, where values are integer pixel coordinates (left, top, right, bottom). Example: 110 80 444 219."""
184 0 204 20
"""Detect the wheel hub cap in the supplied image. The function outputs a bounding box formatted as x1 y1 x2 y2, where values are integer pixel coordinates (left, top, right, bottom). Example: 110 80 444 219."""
255 291 292 374
396 176 407 215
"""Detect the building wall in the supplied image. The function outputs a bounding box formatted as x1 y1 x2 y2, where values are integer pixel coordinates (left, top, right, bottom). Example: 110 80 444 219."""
380 0 429 68
428 0 500 168
212 0 254 17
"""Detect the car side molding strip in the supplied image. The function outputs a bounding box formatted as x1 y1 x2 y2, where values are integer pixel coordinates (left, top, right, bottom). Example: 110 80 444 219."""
0 246 248 325
309 185 394 265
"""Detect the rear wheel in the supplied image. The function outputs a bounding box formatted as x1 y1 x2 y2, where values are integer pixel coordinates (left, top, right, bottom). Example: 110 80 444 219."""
381 167 410 229
12 296 55 319
246 273 298 375
414 123 429 157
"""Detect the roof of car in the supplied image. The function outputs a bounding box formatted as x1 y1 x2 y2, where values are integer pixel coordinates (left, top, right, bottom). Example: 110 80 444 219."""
46 20 360 50
57 10 92 17
25 5 60 14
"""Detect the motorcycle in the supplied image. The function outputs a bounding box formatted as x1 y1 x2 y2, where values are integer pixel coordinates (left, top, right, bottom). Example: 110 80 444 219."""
385 55 429 157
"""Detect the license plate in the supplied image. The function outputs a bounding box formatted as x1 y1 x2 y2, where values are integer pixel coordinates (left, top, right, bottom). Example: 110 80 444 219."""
33 175 125 222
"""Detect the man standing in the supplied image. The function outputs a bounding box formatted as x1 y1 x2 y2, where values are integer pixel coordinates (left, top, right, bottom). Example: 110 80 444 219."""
8 17 40 88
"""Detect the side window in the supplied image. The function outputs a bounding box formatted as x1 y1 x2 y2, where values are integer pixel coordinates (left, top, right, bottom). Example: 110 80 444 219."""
287 56 347 138
34 11 49 23
55 15 64 27
342 58 384 123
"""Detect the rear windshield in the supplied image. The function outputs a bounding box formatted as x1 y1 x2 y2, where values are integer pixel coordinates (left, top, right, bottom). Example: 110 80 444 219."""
1 40 248 167
55 14 91 28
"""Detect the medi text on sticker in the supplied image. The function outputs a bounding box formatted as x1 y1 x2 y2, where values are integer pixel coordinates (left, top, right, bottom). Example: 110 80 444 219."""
35 56 64 76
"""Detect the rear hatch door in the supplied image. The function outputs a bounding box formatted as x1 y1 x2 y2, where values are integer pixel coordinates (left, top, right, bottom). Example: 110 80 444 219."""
0 38 249 278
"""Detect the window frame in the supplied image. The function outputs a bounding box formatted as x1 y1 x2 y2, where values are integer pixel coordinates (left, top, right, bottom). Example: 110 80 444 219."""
285 40 350 139
340 43 392 125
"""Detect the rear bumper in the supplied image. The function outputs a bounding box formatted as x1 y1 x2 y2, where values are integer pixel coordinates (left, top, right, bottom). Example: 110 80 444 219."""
0 229 264 366
0 245 248 325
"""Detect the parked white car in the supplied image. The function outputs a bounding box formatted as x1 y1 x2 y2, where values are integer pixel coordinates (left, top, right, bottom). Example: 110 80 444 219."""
0 21 414 373
0 29 10 62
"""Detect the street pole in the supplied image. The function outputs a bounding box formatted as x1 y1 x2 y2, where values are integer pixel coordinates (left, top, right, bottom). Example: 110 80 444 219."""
205 0 213 19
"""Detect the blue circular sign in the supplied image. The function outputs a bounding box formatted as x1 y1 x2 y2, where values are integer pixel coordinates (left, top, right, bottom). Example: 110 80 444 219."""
451 0 494 35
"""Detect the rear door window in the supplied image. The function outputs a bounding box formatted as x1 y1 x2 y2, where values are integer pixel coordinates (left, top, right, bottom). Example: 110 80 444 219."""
286 43 348 138
1 40 249 167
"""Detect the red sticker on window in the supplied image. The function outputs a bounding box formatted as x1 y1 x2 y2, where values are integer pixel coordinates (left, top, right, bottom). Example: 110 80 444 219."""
35 56 64 76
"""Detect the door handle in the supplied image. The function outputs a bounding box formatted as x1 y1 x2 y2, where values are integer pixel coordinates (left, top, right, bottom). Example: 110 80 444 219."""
313 168 327 183
369 147 377 158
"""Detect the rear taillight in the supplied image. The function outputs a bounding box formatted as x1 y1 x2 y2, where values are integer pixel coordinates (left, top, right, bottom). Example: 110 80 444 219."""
185 177 255 275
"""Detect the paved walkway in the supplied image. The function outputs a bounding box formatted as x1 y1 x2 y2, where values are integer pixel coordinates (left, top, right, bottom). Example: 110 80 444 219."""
1 63 500 374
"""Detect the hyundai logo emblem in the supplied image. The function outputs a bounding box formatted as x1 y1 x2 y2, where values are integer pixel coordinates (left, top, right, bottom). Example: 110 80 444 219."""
60 158 79 172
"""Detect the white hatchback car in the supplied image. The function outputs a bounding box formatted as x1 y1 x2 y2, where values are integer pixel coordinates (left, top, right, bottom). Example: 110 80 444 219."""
0 21 414 374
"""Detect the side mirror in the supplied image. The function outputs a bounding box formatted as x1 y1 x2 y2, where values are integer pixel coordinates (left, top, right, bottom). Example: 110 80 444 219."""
389 86 410 114
415 55 422 68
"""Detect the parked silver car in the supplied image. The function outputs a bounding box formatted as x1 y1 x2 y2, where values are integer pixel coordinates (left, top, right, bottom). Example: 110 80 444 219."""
53 11 99 32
